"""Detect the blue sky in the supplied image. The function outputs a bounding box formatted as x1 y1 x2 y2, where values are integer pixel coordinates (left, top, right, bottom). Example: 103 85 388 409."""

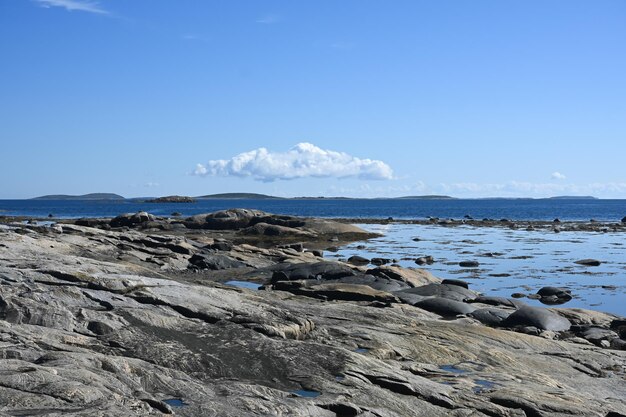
1 0 625 198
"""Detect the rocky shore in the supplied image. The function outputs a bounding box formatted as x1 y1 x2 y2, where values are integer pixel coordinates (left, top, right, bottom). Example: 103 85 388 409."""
0 209 625 416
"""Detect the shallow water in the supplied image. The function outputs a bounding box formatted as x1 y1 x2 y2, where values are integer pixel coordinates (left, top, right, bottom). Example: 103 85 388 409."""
224 280 262 290
337 224 626 316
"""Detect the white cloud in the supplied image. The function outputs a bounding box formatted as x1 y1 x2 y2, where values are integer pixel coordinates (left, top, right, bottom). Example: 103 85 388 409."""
36 0 108 14
194 142 394 182
256 14 280 24
551 172 567 180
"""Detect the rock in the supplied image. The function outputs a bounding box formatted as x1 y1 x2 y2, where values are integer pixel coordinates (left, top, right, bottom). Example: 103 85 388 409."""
271 261 356 283
414 298 476 317
394 283 477 304
366 266 440 287
276 242 305 252
469 308 512 326
553 218 561 223
415 256 434 265
370 258 391 266
241 222 315 237
458 260 479 268
501 306 571 332
110 211 156 228
469 296 525 309
511 292 526 298
272 281 398 303
536 286 572 305
207 241 233 251
622 216 626 223
348 255 370 265
575 259 601 266
188 253 247 270
440 279 469 289
171 212 182 216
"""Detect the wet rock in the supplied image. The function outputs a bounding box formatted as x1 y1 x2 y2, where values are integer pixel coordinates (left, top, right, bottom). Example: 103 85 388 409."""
414 298 476 317
348 255 370 266
575 259 602 266
536 286 573 305
370 258 392 266
501 306 571 332
207 241 233 251
415 256 434 265
458 260 479 268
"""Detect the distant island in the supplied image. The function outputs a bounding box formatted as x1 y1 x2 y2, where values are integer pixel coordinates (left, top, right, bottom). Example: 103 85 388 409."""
548 196 598 200
195 193 283 200
32 193 125 201
396 195 456 200
145 195 196 203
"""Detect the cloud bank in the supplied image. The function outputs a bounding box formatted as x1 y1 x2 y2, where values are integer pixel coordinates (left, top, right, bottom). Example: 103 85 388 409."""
36 0 108 14
194 143 394 182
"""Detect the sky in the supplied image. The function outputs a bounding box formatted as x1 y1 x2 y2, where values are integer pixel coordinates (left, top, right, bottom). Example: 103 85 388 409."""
1 0 625 199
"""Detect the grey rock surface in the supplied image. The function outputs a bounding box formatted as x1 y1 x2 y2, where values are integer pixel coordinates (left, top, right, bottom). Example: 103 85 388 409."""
0 218 624 416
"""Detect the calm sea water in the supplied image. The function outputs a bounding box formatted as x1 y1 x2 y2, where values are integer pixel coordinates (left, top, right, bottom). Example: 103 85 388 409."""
1 198 625 221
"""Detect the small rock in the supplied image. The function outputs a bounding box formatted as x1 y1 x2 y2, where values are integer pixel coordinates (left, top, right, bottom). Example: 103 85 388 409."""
574 259 601 266
348 255 369 265
459 261 479 268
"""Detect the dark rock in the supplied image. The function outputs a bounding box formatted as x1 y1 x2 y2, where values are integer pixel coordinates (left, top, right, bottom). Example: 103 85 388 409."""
271 262 356 283
553 218 561 223
469 308 512 326
501 306 571 332
74 218 105 227
469 296 525 309
277 243 304 252
415 256 434 265
459 261 479 268
370 258 391 266
536 286 572 305
394 283 477 304
348 255 369 265
171 212 182 217
578 327 619 347
414 298 476 317
622 216 626 223
441 279 469 289
575 259 601 266
207 241 233 251
188 253 247 270
610 319 626 339
511 293 526 298
110 212 156 228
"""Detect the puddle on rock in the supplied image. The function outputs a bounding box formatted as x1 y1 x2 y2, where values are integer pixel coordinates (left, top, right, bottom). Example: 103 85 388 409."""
223 280 262 290
354 348 369 354
291 390 321 398
439 365 469 374
473 379 497 393
163 398 187 407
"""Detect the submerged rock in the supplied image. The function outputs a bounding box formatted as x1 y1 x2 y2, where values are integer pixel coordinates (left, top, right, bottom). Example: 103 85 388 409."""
575 259 602 266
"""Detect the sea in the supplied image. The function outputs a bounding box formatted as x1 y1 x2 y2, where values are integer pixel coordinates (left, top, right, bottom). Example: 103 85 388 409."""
0 198 625 221
1 198 625 316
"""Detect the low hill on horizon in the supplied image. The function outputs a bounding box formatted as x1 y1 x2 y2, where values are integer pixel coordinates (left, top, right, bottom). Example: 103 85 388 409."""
396 195 456 200
195 193 283 199
32 193 125 201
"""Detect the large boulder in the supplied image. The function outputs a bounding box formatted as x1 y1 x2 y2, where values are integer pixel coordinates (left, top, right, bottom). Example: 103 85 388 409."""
110 212 156 228
469 308 512 326
185 209 265 230
501 306 571 332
